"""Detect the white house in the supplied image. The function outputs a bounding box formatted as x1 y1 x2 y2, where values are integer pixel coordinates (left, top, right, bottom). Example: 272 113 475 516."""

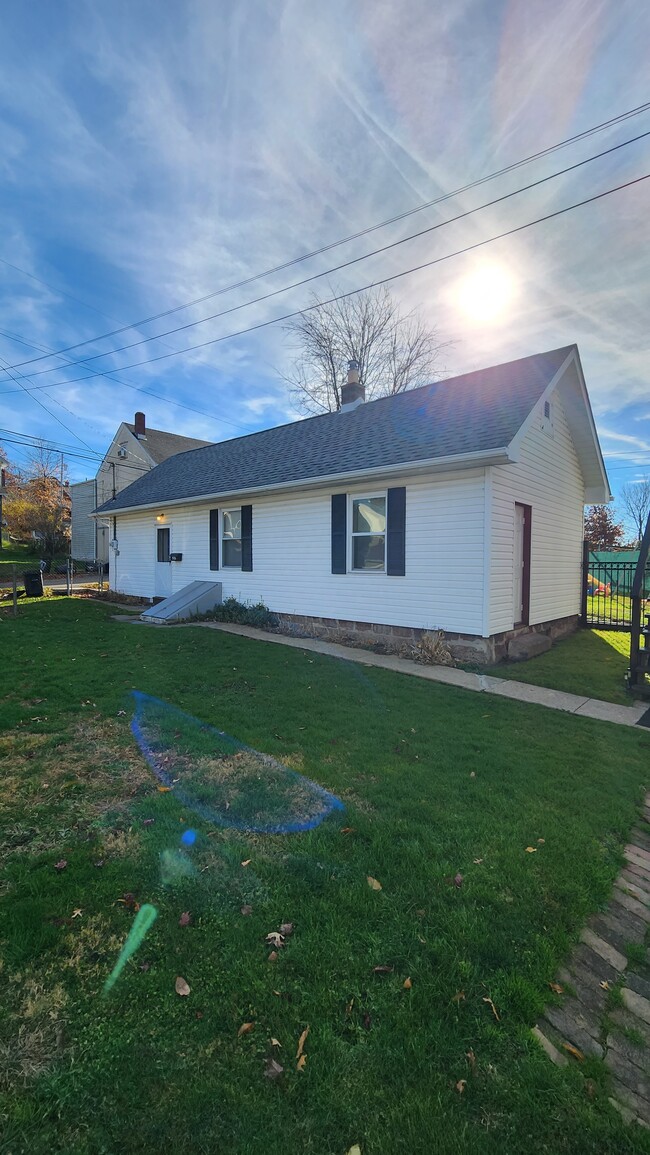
93 346 610 662
71 412 211 563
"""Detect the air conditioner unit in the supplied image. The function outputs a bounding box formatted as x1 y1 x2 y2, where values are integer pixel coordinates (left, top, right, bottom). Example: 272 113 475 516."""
117 447 127 458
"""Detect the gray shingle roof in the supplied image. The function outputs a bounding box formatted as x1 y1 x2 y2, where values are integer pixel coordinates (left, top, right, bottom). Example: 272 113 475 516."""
125 424 212 464
97 346 575 514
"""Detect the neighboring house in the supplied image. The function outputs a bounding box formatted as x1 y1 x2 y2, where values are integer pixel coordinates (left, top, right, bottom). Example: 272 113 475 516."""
71 412 211 562
93 347 610 662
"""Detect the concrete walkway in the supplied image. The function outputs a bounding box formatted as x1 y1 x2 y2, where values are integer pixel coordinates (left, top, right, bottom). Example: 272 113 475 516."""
117 614 649 729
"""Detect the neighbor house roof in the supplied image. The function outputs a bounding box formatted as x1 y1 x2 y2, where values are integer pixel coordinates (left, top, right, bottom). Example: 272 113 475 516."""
123 423 212 464
95 345 609 514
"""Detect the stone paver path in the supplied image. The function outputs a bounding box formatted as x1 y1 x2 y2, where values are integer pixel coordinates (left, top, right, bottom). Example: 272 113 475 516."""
534 802 650 1129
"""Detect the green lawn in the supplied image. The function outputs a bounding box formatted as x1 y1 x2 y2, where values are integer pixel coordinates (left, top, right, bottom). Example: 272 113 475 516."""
490 629 640 706
1 600 650 1154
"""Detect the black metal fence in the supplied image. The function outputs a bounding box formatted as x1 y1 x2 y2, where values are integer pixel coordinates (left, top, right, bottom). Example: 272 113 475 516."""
582 544 641 630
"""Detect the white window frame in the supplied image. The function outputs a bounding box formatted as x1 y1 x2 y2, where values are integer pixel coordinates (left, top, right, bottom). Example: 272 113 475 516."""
221 507 242 569
349 491 387 573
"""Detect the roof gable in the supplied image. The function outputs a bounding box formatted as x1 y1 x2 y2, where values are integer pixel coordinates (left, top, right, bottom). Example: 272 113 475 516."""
95 345 604 514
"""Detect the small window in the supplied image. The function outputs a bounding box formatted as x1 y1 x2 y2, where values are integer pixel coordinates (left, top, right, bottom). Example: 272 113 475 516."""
222 508 242 568
157 527 170 562
351 495 386 570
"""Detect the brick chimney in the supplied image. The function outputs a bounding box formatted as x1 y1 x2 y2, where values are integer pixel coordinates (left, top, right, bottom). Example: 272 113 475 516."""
134 411 146 438
340 360 365 411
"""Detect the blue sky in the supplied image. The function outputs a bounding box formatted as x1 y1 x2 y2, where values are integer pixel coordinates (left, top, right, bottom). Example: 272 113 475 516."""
0 0 648 530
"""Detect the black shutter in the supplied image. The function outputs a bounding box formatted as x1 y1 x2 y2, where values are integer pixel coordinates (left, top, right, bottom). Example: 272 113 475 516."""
241 504 253 571
209 509 219 570
331 494 347 573
386 487 406 576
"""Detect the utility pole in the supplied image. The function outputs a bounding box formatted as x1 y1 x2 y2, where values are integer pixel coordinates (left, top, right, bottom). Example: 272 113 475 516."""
0 466 5 553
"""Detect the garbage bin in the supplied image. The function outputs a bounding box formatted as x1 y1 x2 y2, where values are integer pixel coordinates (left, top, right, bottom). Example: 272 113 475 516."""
23 571 44 597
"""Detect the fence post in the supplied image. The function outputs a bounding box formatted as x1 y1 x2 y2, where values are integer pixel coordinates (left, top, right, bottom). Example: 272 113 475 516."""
580 540 589 626
12 563 17 616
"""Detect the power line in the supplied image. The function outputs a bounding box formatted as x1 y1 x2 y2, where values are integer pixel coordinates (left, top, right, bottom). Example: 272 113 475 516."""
0 322 260 433
6 129 650 382
3 170 648 394
0 354 97 456
4 100 650 375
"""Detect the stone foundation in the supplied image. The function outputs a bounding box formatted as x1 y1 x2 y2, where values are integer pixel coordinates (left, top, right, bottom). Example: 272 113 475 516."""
273 611 580 666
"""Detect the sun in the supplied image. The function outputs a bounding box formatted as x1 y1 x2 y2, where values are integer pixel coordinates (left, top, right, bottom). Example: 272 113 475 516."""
454 262 517 324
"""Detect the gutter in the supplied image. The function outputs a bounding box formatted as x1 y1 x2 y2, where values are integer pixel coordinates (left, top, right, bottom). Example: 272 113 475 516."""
91 446 514 518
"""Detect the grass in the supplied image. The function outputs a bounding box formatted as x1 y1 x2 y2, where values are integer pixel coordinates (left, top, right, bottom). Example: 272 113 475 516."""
489 629 636 706
1 599 650 1154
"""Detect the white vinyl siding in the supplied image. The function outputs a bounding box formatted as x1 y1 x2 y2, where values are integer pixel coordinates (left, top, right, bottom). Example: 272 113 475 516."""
109 469 487 635
488 390 584 634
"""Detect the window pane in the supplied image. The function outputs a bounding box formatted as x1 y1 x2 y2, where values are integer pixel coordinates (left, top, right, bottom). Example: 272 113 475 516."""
353 535 385 570
223 509 241 539
353 497 386 534
222 538 242 568
157 527 170 562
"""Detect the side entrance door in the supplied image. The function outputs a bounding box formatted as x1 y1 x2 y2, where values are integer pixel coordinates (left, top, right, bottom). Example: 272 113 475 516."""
513 503 531 626
155 526 172 598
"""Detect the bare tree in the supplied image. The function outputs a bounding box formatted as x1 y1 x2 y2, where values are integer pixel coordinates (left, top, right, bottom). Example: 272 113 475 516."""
620 478 650 544
283 286 450 414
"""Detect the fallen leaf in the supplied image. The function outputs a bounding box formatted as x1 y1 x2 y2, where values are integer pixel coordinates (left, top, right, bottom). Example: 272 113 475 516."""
270 1037 282 1048
241 859 252 867
452 990 466 1004
416 909 426 917
296 1054 307 1071
117 710 126 716
195 1011 203 1019
296 1025 309 1060
482 996 500 1021
117 892 139 910
268 951 278 962
340 827 355 835
367 876 382 891
272 990 281 996
238 1022 255 1037
264 1057 284 1080
454 873 463 888
175 976 190 997
456 1079 467 1093
600 980 610 991
179 911 191 927
466 1049 476 1071
403 977 412 989
346 998 354 1015
279 922 294 937
139 961 151 972
525 847 537 853
54 860 68 871
548 982 564 995
473 858 483 865
372 965 394 974
71 908 83 919
537 838 545 844
157 786 171 793
346 1148 362 1155
265 932 285 949
470 771 476 778
142 818 155 826
241 905 253 916
562 1042 585 1061
94 860 105 868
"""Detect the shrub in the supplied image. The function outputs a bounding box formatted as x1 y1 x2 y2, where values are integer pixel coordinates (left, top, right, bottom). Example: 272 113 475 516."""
208 597 278 629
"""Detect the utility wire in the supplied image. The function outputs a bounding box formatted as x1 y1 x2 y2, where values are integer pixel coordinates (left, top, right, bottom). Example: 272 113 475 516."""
0 324 260 433
0 354 97 456
4 171 648 393
4 128 649 384
4 100 650 374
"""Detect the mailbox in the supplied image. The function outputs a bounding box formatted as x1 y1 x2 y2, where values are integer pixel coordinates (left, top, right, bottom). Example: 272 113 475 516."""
169 552 183 562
